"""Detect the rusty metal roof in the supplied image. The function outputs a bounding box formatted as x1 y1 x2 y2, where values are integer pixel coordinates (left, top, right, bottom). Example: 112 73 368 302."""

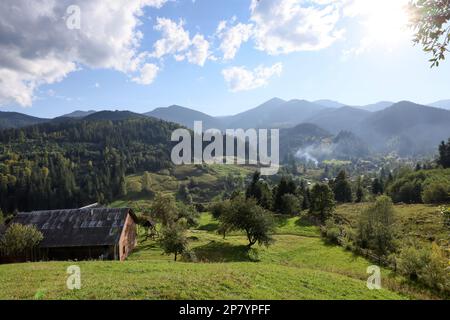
11 208 136 248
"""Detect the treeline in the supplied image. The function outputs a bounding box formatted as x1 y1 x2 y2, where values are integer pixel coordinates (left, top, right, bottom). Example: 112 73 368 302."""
367 139 450 204
0 118 179 213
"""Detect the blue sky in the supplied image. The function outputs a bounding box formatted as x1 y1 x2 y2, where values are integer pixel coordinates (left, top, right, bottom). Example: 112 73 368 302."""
1 0 450 119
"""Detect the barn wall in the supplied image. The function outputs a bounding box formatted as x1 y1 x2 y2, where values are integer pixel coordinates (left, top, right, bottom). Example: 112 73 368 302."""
0 246 114 264
118 214 137 261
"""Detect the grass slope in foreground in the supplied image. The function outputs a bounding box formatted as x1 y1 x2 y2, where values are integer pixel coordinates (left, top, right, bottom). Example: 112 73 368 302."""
0 213 418 300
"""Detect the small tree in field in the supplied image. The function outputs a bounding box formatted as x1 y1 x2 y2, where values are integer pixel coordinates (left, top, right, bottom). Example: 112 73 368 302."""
309 183 335 224
0 224 43 257
150 193 178 227
159 220 188 261
219 196 275 248
356 196 397 257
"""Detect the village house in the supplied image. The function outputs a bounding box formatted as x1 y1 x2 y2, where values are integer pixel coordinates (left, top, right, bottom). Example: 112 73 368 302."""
1 208 138 262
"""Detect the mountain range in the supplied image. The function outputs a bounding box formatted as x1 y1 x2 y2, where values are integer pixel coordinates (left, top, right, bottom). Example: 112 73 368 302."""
1 98 450 157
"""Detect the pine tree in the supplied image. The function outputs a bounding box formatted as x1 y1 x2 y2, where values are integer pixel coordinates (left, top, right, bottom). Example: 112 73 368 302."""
309 183 335 224
333 170 353 203
438 138 450 168
372 178 384 195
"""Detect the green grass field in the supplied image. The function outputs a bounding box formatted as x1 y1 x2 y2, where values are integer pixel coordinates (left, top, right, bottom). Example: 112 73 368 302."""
335 203 448 245
122 164 254 202
0 210 437 300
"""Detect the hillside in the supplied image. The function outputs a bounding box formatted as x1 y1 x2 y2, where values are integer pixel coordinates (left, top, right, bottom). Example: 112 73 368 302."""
0 111 49 129
307 106 371 134
84 110 147 121
0 213 416 300
280 123 332 154
224 97 287 129
357 101 394 112
218 98 334 129
0 117 181 213
279 124 370 161
61 110 97 118
358 101 450 155
146 105 223 129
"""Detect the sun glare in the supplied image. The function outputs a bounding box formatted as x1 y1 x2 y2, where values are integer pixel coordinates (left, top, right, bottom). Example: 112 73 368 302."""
363 0 411 46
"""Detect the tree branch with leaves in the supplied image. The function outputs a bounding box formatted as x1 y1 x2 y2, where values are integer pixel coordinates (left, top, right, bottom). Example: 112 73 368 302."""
409 0 450 67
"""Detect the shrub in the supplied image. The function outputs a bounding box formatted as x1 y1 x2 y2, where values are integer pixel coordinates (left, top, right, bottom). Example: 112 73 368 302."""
181 250 198 262
387 169 450 204
397 243 429 281
127 180 142 194
422 182 450 204
322 219 342 244
177 203 200 228
0 223 43 256
355 196 397 257
279 194 301 215
397 242 450 293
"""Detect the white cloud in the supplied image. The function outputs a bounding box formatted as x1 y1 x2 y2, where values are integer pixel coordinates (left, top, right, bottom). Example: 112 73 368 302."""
132 63 160 85
216 20 254 60
151 18 192 59
0 0 167 107
249 0 343 55
186 34 210 66
222 63 283 92
150 18 210 66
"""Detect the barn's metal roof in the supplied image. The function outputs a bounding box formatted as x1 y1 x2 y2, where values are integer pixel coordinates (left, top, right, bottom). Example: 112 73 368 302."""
10 208 136 248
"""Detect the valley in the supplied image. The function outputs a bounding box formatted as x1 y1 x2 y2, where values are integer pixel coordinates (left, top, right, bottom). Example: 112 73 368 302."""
0 99 449 301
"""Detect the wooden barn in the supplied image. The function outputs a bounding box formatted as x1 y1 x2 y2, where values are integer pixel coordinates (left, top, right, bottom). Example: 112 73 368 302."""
1 208 138 262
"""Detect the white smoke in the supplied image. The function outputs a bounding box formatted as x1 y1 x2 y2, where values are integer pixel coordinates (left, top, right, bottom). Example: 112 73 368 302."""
295 143 335 165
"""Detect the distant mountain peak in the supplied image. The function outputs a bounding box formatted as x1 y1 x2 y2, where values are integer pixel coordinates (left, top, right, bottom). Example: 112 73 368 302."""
146 104 222 130
61 110 97 118
84 110 146 121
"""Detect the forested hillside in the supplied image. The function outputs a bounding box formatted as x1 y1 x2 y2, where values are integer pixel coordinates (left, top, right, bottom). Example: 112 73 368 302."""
0 118 179 213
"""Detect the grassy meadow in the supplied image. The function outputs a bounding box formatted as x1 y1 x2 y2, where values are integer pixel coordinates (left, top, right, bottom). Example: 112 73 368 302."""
0 166 447 300
0 210 440 300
